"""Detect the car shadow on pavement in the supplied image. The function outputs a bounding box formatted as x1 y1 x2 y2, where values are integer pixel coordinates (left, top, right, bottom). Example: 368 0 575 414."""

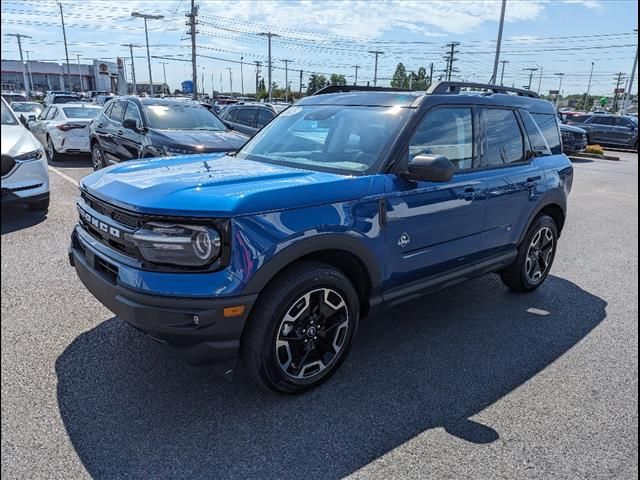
56 275 606 479
47 154 92 169
1 205 47 235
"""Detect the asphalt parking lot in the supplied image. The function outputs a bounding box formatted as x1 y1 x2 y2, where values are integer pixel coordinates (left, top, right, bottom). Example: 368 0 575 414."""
1 152 638 479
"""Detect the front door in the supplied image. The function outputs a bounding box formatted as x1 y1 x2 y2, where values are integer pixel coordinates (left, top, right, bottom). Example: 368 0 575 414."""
384 106 487 294
115 101 145 160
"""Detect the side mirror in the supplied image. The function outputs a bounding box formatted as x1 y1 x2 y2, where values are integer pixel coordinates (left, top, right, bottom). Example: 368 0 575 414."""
401 154 455 182
122 118 140 132
28 114 36 122
19 115 27 126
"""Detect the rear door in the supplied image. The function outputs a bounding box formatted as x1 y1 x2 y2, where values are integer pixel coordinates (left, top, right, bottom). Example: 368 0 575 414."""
611 116 638 146
479 108 546 255
232 108 258 135
256 108 276 131
586 116 615 143
29 106 50 143
384 106 488 294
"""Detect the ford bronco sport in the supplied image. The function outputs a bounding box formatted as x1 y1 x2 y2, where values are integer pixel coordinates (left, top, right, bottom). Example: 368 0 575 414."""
69 82 573 394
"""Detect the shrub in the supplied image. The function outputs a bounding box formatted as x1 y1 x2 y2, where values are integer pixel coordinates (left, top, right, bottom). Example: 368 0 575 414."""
584 144 604 155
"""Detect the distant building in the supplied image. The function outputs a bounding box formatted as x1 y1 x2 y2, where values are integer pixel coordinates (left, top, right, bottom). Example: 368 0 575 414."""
1 58 125 95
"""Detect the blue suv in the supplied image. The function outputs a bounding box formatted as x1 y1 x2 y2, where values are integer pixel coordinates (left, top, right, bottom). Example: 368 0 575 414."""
69 82 573 394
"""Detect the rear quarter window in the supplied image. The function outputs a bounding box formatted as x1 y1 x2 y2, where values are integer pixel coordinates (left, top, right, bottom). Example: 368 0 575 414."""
531 113 562 155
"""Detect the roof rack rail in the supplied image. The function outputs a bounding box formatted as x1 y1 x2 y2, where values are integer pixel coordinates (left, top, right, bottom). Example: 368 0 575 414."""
312 85 410 95
427 81 539 99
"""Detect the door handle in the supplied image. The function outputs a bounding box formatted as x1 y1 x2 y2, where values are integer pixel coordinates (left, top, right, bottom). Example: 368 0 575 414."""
458 188 476 200
97 123 104 128
116 129 124 136
523 176 541 190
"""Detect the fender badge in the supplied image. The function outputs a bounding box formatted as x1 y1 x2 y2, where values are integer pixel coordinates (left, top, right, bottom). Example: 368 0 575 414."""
398 233 410 248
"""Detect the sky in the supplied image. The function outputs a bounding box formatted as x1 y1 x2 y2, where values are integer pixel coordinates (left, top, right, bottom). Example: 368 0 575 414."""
1 0 638 96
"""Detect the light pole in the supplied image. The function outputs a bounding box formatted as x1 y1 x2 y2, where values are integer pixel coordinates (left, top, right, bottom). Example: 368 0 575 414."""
227 67 233 97
159 61 168 94
537 65 543 94
57 1 71 91
201 66 205 96
621 29 638 115
5 33 31 97
584 61 595 110
368 51 384 86
131 11 164 95
490 0 507 84
74 54 84 93
554 72 565 107
121 44 139 94
283 59 291 102
523 67 538 91
240 56 244 97
499 60 508 86
257 32 280 101
351 64 360 85
24 50 34 94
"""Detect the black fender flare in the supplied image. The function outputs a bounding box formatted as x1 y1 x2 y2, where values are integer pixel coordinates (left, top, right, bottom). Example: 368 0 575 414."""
241 233 383 297
517 193 567 245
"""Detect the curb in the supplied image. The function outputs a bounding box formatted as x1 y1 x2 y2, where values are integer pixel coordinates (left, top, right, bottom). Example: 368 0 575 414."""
570 152 620 161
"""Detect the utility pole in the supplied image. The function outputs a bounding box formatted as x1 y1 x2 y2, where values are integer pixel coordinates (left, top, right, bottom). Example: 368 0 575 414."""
612 72 625 112
131 11 164 96
25 50 34 94
4 34 31 98
299 69 303 97
499 60 509 85
121 44 139 94
428 63 434 87
257 32 280 101
227 67 233 97
282 59 291 102
240 56 244 97
490 0 507 84
254 61 262 97
57 2 71 91
351 64 360 85
201 67 205 96
584 61 595 110
75 54 84 93
444 42 460 81
185 1 198 100
554 72 565 107
368 50 384 86
537 66 543 94
159 61 168 94
621 29 638 114
523 67 538 91
211 72 214 96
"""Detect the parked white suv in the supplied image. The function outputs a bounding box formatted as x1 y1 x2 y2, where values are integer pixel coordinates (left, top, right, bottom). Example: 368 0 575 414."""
1 98 50 211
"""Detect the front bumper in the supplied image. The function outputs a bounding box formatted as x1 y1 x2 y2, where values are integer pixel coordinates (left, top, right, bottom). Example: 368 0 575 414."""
69 229 257 372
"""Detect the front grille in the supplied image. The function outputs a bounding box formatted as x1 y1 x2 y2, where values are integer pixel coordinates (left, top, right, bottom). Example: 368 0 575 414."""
1 155 16 177
81 192 141 228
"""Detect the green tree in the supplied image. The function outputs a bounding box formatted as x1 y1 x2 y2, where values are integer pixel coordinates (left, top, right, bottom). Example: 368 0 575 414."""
307 73 328 94
391 62 408 89
257 78 267 99
329 73 347 86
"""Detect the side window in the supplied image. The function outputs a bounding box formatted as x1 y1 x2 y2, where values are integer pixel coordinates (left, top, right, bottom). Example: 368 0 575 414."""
409 107 474 170
46 107 57 120
531 113 562 155
38 107 50 120
590 116 614 125
123 102 142 124
108 101 126 123
256 109 275 128
236 108 257 127
103 102 114 118
224 108 238 123
614 117 633 128
481 108 525 167
520 110 551 156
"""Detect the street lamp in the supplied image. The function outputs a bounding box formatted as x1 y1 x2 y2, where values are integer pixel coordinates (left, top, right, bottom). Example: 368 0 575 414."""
554 72 565 107
131 11 164 95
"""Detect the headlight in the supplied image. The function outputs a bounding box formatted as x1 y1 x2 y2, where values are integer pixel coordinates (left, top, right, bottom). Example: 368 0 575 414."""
162 146 194 156
15 148 44 162
131 222 221 266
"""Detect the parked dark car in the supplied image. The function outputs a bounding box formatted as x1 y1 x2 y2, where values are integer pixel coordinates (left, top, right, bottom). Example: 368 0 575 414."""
560 124 588 154
218 102 289 135
89 96 249 170
568 114 638 149
71 83 573 393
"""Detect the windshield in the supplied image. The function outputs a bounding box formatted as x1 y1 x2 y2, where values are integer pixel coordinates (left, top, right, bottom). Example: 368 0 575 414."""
11 103 43 113
235 105 412 174
62 107 101 119
1 100 18 125
143 103 227 131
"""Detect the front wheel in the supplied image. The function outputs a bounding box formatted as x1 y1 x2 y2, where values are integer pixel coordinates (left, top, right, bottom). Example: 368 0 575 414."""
241 261 359 394
500 214 558 292
91 143 106 171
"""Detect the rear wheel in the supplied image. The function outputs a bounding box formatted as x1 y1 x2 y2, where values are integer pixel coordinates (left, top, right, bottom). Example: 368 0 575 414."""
91 143 106 171
500 214 558 292
241 261 359 394
46 136 60 161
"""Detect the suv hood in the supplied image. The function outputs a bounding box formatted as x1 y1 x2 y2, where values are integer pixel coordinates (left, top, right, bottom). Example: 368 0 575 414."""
1 124 41 156
81 154 373 217
153 129 248 152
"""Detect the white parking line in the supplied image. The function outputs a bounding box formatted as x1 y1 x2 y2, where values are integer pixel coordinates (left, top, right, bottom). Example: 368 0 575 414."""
48 166 79 187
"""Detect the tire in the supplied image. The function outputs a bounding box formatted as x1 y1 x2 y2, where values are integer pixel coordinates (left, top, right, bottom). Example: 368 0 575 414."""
27 196 50 211
91 143 106 171
241 261 360 394
46 136 60 161
500 214 558 292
